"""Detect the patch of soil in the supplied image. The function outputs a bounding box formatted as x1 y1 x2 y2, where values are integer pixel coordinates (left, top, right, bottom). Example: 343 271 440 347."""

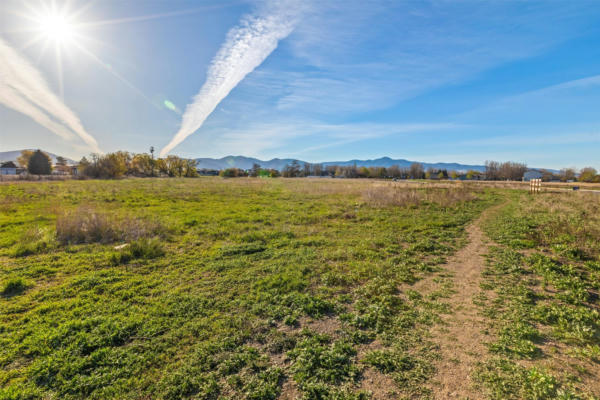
358 367 399 399
423 206 501 399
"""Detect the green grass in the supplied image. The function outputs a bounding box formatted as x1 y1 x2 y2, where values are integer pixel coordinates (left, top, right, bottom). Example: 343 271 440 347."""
475 192 600 399
0 178 497 399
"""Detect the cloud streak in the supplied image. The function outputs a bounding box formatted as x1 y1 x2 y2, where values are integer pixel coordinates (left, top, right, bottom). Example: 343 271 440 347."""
0 37 100 152
160 2 299 156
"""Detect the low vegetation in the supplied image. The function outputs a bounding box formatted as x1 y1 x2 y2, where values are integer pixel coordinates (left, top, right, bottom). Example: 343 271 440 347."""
0 178 494 399
475 192 600 399
0 178 598 399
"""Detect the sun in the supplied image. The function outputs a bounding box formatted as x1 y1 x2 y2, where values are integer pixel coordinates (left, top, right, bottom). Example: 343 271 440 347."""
38 12 77 45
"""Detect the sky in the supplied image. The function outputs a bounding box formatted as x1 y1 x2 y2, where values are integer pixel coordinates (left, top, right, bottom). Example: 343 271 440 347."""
0 0 599 169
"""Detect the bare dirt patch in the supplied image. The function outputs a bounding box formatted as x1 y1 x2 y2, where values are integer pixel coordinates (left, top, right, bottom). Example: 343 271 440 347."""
359 367 399 399
423 206 502 399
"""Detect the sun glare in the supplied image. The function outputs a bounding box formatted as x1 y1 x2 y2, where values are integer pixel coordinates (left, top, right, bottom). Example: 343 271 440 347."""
38 13 76 44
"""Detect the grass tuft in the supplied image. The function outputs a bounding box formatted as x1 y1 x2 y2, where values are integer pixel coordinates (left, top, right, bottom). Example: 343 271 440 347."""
110 237 165 264
1 277 30 297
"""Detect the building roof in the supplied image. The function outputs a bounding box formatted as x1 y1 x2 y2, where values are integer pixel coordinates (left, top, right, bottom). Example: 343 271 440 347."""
0 161 17 168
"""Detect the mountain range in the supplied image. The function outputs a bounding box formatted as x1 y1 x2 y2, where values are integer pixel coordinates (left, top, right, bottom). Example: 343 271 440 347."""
195 155 487 172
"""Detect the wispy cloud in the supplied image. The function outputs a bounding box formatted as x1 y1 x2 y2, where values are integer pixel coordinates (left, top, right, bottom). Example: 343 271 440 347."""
0 37 100 153
243 1 598 116
160 1 304 156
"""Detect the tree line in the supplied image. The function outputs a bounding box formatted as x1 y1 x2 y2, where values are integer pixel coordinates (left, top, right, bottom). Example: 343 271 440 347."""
15 150 198 179
485 160 600 182
222 161 483 180
12 150 600 182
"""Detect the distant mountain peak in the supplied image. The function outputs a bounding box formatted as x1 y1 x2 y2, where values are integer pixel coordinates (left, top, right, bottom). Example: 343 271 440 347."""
195 155 487 172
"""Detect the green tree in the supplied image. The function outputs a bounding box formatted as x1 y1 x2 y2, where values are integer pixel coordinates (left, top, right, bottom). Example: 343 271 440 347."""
184 159 199 177
250 163 261 177
27 150 52 175
131 154 154 176
220 168 246 177
579 167 598 182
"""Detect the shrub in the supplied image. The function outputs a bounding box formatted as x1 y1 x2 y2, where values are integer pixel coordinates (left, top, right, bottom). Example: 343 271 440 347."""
56 207 167 244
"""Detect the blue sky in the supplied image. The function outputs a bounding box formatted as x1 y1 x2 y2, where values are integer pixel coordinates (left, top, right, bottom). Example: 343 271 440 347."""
1 0 599 168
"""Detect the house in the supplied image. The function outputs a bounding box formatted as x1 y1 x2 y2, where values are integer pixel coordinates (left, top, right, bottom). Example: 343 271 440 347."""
523 170 543 182
0 161 17 175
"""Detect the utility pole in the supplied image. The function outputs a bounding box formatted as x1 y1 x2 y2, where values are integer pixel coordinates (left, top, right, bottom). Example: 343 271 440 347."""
150 146 155 177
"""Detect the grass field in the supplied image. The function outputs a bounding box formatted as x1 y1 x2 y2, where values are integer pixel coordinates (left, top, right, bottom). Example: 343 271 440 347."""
0 178 598 399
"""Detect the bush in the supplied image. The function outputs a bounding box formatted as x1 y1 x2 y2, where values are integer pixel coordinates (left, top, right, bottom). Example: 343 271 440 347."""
56 207 167 244
219 168 247 178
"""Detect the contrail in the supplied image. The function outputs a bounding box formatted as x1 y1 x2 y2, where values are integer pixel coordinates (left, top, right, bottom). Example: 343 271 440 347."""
0 37 101 153
160 3 300 156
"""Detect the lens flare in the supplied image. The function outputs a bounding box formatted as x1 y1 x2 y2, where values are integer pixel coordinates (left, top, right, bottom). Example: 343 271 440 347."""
163 100 178 112
38 13 76 44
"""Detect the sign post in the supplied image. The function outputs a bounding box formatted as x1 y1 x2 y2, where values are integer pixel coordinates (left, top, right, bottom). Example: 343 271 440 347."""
530 178 541 194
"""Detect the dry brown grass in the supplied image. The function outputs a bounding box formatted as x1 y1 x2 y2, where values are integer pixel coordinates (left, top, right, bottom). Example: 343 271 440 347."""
0 174 77 183
284 178 367 196
526 192 600 257
362 183 478 207
56 206 167 244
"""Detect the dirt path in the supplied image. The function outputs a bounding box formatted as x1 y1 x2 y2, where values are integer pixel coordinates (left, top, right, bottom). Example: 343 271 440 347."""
425 205 501 399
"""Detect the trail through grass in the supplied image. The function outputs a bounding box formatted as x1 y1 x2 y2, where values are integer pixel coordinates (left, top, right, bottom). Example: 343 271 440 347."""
2 179 597 399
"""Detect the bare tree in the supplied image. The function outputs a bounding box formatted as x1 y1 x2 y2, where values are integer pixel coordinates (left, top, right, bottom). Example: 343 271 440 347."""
485 160 500 180
409 163 424 179
560 168 576 182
